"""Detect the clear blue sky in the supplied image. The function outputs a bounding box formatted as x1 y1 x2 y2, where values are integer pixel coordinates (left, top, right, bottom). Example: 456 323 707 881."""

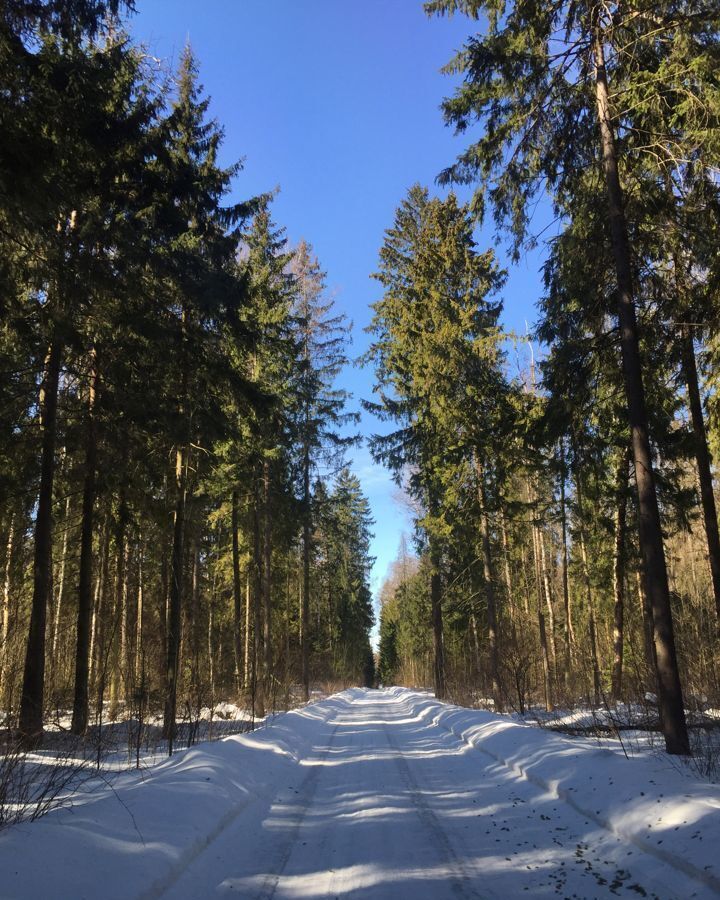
129 0 547 633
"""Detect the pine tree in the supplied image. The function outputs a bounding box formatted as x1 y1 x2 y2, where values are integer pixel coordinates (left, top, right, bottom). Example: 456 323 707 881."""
366 185 506 701
157 46 252 746
423 0 720 753
289 240 357 700
5 17 159 746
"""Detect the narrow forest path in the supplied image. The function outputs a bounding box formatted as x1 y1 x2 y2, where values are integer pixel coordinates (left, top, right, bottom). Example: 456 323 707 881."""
155 690 708 900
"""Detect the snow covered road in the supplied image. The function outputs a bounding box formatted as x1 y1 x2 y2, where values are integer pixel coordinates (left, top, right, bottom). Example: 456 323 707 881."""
161 693 486 899
158 689 714 899
2 688 719 899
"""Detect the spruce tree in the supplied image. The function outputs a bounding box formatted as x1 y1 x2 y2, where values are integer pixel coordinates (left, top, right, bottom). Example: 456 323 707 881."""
366 185 506 701
238 203 295 713
157 46 251 745
5 17 158 745
423 0 720 753
289 240 357 700
326 469 375 683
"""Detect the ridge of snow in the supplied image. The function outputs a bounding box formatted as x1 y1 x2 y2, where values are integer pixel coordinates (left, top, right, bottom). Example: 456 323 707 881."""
0 689 718 899
0 694 345 900
385 687 720 894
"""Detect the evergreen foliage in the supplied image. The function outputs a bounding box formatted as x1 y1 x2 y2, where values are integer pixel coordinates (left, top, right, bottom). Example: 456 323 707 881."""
0 9 373 748
366 186 509 700
1 0 719 767
372 0 720 756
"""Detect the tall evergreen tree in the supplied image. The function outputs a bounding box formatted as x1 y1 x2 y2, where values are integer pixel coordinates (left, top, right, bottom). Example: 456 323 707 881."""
5 18 159 746
366 185 506 700
423 0 720 753
157 46 252 745
234 203 296 714
325 469 375 683
289 240 357 700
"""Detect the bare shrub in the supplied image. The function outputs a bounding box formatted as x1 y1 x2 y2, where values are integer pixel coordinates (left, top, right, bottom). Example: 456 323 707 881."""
0 735 98 828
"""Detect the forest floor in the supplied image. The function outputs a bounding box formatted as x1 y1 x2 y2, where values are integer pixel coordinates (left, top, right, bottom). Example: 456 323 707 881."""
0 687 719 899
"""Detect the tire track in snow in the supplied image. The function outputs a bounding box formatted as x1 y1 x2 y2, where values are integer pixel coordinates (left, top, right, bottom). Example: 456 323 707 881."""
254 722 340 900
147 720 338 900
141 784 271 900
382 720 486 900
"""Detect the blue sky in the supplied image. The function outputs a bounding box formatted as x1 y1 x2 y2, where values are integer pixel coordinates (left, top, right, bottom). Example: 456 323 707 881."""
129 0 547 632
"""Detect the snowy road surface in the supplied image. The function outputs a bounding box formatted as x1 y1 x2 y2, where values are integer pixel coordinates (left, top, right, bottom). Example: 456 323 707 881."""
2 688 719 899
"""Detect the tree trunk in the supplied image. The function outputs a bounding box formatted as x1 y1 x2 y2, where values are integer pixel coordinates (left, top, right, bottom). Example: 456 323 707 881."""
231 490 243 694
301 448 311 701
189 542 201 724
680 327 720 622
469 607 481 677
262 460 272 707
500 509 516 630
51 492 71 663
19 338 62 747
532 522 552 711
285 569 291 676
71 346 99 735
252 474 265 718
158 537 168 688
120 540 130 694
593 29 689 754
0 512 16 704
539 527 558 678
135 540 144 684
529 481 552 711
477 458 500 708
429 536 445 700
575 468 601 706
559 439 574 680
207 580 215 706
636 568 658 686
243 571 251 691
109 510 129 719
163 444 186 748
90 514 111 697
611 448 630 702
519 544 530 615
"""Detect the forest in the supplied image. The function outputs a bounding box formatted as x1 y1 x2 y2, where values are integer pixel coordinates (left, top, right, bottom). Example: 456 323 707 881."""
2 0 720 770
371 0 720 759
0 0 375 753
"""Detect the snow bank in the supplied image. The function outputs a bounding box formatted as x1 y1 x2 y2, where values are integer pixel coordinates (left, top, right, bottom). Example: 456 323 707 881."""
385 687 720 894
1 688 719 899
0 693 348 900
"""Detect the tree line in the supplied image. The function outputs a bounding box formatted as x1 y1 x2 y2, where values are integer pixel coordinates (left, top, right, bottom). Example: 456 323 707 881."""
373 0 720 756
0 1 374 750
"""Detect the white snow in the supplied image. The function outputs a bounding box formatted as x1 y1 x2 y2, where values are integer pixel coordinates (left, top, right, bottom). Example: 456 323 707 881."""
1 688 719 899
